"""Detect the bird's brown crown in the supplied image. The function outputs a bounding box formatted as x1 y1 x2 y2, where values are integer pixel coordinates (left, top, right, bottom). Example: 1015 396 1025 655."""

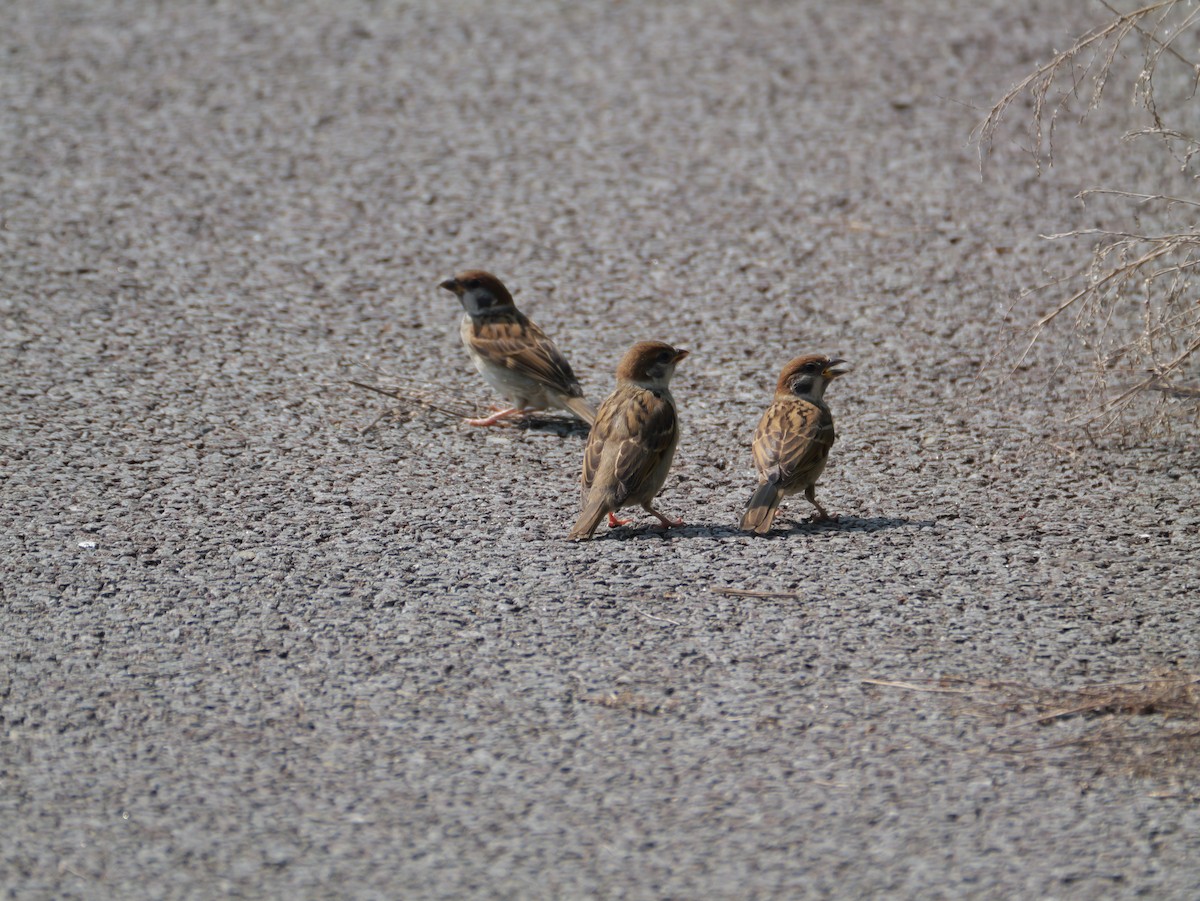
616 341 689 382
441 269 514 305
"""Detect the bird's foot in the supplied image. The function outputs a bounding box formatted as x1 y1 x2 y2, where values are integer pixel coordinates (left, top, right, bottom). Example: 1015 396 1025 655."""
607 513 632 528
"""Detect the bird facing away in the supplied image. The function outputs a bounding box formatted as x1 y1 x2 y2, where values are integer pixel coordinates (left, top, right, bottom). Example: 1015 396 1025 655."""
439 270 596 427
567 341 689 541
740 354 850 535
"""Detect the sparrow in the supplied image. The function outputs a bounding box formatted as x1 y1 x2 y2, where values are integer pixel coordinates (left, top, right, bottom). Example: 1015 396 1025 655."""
740 354 851 535
567 341 689 541
439 270 596 427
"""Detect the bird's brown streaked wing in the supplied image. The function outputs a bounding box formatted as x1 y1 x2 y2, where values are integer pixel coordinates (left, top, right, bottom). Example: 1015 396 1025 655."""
579 404 610 498
579 388 629 498
580 386 677 504
470 314 583 396
751 398 833 488
606 389 677 502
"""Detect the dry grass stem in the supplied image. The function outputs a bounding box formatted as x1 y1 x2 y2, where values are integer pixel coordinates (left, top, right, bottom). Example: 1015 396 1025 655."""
631 606 682 627
711 587 806 599
860 679 983 695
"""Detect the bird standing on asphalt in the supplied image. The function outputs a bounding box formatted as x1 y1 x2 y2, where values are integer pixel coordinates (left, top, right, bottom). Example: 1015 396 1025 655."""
439 270 596 427
568 341 689 541
740 354 850 534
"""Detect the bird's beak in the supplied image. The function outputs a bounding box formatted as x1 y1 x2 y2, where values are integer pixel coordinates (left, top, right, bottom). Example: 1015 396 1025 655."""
438 278 459 293
672 349 690 363
823 359 851 378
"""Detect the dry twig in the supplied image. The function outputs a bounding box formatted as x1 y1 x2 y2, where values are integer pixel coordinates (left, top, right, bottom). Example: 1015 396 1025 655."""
341 358 589 435
631 606 682 627
711 587 806 599
976 0 1200 436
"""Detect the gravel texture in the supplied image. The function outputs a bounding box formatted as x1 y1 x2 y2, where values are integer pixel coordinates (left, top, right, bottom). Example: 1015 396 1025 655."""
3 1 1199 898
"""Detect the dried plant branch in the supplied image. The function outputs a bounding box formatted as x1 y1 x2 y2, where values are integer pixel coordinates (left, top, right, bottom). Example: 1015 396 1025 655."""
973 1 1187 170
345 378 481 421
340 358 591 436
338 356 484 430
976 0 1200 437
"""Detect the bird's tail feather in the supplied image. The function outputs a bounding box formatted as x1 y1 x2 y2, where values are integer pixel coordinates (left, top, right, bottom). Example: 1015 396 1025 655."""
563 395 596 425
568 498 608 541
740 482 781 534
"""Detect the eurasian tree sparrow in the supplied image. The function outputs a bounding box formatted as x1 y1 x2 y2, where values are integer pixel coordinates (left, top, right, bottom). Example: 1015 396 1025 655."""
740 354 850 534
567 341 689 541
439 270 596 427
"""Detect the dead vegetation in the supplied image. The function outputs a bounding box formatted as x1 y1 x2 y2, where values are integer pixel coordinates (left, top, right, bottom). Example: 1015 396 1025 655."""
345 372 481 433
342 357 590 437
585 688 681 716
976 0 1200 435
867 670 1200 780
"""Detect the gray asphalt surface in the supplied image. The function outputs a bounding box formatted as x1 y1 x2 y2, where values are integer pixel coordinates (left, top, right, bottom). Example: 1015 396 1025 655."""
3 1 1199 898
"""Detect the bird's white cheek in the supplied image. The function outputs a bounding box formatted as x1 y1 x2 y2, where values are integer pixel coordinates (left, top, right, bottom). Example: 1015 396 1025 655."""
463 292 495 316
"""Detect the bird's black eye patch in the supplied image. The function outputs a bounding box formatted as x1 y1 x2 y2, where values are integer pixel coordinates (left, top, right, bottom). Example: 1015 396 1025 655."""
657 351 672 364
465 278 481 289
804 361 822 372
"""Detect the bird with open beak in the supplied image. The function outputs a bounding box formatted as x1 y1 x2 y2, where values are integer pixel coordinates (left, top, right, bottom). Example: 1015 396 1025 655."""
568 341 689 540
740 354 851 534
439 270 596 427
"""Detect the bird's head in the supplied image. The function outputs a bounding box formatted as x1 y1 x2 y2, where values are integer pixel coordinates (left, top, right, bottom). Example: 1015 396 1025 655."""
439 270 516 316
616 341 689 389
776 354 850 402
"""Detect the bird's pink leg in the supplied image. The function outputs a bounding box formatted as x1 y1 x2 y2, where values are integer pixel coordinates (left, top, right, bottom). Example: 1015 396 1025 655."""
465 407 526 427
804 486 836 521
647 506 684 529
607 512 631 528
